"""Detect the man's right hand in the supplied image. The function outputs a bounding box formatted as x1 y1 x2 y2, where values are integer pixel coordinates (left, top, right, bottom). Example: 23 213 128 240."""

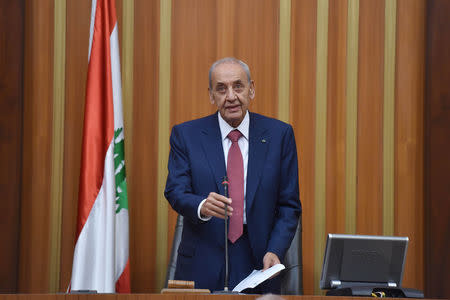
200 192 233 219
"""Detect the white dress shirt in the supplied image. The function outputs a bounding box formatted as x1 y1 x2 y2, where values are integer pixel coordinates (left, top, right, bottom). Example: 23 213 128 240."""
197 111 249 223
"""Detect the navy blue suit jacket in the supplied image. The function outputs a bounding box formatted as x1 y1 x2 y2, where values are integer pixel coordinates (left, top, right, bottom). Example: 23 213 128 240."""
164 112 301 291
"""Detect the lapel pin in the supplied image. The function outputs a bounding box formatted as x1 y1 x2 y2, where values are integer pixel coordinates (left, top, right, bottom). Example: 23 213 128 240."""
261 139 266 143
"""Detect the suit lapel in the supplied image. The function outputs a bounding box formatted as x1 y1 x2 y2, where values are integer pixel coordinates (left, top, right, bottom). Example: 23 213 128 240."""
246 113 269 212
200 114 227 194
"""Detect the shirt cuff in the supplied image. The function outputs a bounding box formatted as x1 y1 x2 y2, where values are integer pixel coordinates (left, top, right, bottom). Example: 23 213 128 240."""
197 198 212 221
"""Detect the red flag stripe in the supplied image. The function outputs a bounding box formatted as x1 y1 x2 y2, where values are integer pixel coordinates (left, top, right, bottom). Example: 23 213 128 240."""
115 259 131 293
76 0 115 238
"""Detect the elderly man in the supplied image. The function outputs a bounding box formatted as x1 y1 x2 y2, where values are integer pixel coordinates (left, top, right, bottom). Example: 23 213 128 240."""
165 57 301 293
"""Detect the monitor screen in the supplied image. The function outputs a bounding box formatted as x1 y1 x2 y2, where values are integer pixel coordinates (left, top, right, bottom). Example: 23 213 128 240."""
320 234 408 289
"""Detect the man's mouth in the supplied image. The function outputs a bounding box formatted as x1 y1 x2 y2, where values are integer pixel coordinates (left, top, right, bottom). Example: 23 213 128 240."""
226 105 240 112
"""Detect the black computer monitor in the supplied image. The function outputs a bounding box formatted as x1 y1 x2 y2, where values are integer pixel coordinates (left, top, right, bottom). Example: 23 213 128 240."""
320 234 409 290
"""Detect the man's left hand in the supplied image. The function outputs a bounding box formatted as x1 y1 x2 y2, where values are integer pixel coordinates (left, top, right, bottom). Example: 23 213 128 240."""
262 252 280 271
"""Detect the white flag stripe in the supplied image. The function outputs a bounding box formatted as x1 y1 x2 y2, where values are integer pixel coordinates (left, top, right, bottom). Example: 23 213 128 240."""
111 24 124 129
88 0 97 62
71 142 116 292
111 20 128 286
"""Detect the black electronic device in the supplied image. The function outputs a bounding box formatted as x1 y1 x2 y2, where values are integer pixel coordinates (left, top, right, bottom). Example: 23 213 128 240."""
320 234 423 298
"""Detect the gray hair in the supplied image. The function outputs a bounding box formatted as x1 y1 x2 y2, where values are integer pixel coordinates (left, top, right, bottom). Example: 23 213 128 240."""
208 57 252 89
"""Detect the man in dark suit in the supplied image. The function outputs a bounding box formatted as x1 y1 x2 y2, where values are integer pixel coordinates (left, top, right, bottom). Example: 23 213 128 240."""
164 57 301 293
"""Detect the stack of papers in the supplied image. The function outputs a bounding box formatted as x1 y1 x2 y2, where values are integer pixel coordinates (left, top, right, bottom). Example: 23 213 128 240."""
232 264 285 292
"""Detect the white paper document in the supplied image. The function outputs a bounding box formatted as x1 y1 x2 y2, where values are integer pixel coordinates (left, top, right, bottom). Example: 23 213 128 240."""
232 263 285 292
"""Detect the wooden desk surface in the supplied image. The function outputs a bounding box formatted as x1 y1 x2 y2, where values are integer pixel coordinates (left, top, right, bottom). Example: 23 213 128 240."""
0 294 429 300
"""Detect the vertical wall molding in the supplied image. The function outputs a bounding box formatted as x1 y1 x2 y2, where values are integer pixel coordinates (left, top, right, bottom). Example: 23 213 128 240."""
49 0 66 292
345 0 359 234
314 0 329 294
356 0 384 234
278 0 291 123
20 0 54 291
0 0 25 293
382 0 396 236
424 0 450 298
156 0 171 290
395 0 425 291
121 0 134 186
325 0 348 237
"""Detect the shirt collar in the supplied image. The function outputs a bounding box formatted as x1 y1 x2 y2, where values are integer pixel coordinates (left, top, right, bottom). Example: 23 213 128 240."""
218 110 249 141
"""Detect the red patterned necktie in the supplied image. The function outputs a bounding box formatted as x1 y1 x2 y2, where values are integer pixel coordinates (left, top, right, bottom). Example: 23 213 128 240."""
227 129 244 243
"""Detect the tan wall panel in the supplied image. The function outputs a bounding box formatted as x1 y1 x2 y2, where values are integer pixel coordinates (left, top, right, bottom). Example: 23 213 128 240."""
395 0 425 290
169 0 218 251
116 0 123 42
19 0 54 292
233 0 279 118
290 0 317 294
59 0 91 291
325 0 347 235
171 0 279 124
356 0 384 235
131 0 160 292
171 0 217 126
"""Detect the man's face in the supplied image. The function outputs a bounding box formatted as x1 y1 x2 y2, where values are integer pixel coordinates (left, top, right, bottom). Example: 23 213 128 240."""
209 62 255 127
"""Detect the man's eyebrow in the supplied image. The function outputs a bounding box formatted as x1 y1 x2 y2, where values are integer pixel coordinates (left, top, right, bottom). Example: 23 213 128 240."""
214 79 243 87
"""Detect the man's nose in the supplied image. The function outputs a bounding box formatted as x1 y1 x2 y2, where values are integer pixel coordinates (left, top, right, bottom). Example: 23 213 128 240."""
225 86 237 101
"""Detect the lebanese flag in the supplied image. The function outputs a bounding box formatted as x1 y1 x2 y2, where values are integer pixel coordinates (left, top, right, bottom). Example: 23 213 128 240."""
70 0 130 293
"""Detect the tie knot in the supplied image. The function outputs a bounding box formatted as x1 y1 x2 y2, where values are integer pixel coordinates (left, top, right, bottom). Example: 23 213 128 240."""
227 130 242 143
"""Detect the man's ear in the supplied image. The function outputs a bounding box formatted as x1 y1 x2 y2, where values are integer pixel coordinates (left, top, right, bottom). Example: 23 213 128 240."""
249 80 255 99
208 88 214 104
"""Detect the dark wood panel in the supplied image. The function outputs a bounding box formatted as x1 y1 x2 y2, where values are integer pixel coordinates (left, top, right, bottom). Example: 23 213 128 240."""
18 0 54 292
0 0 24 293
356 0 384 235
290 0 317 294
60 0 91 292
325 0 347 235
131 0 160 292
425 0 450 298
395 0 425 291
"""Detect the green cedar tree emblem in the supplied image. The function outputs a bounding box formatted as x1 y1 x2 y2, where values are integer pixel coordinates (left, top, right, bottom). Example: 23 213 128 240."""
114 127 128 213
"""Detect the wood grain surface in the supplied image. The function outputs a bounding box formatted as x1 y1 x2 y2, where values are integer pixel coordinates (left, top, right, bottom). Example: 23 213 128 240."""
0 0 24 293
0 0 431 294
